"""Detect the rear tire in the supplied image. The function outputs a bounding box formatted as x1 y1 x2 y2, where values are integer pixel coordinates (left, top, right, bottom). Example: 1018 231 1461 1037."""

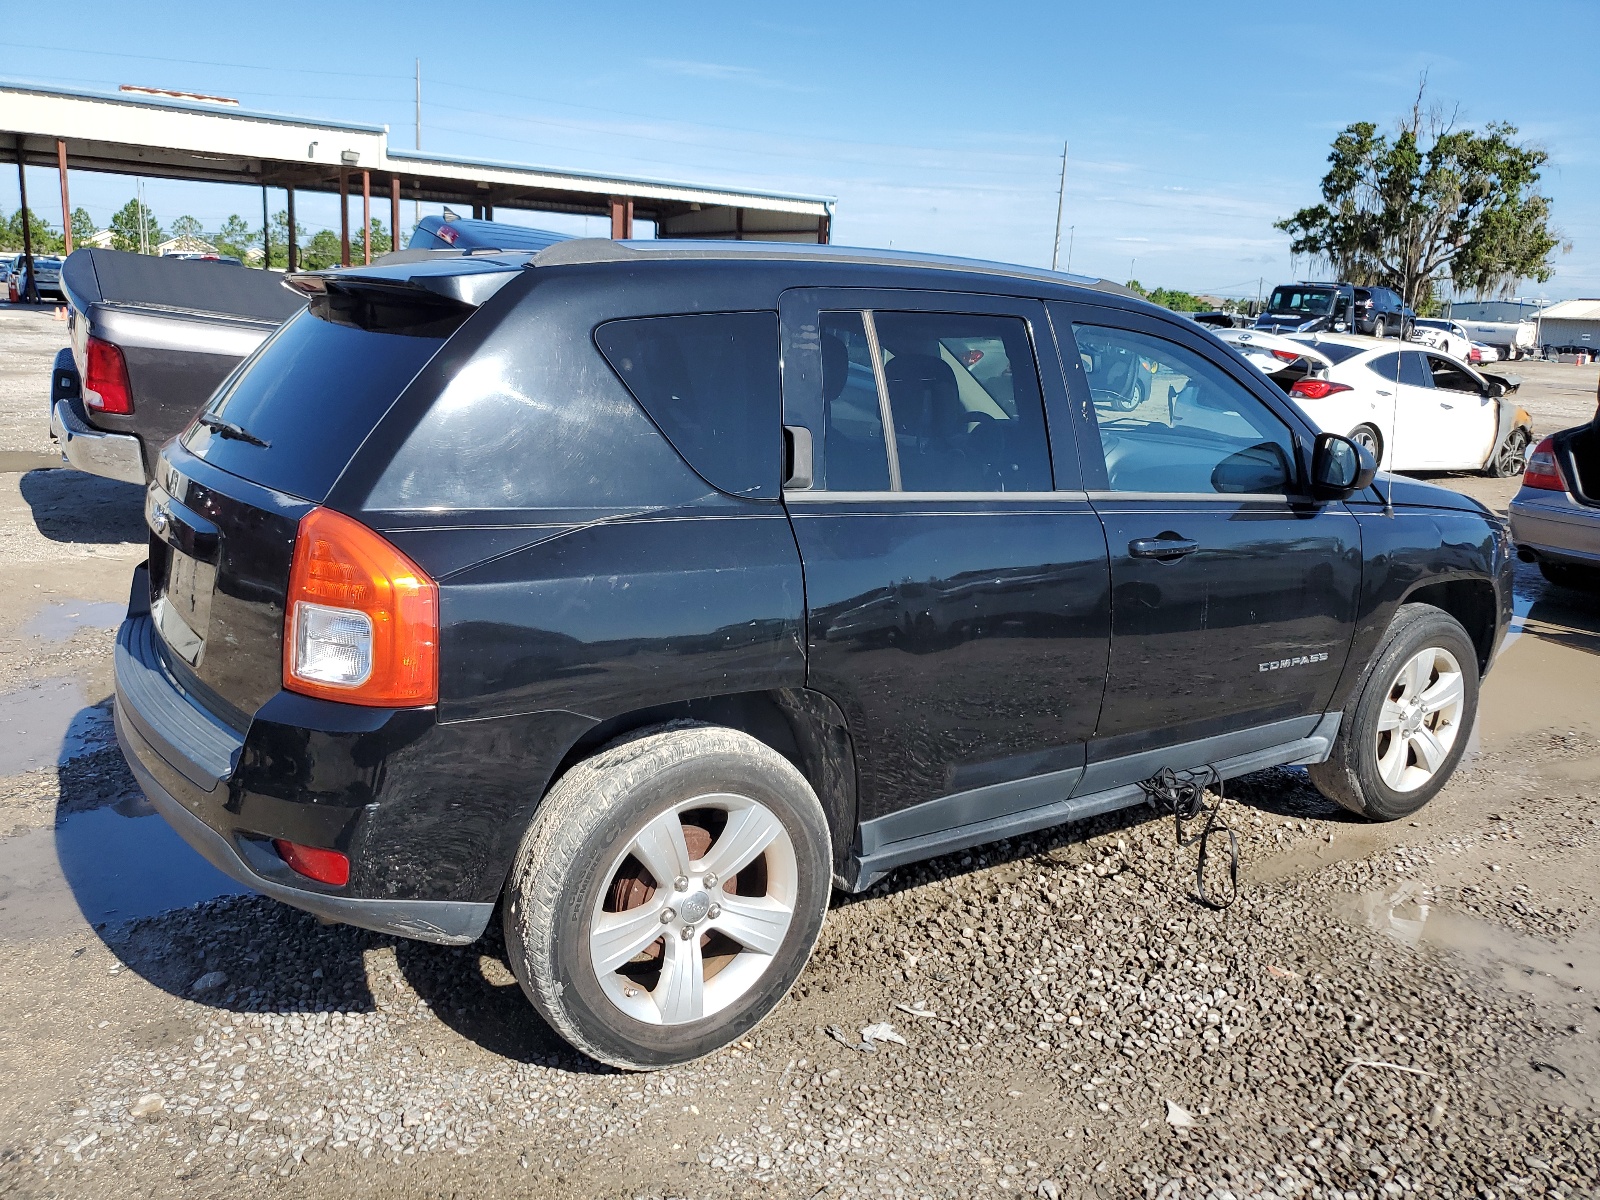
1371 317 1386 340
1539 560 1600 591
1309 604 1479 821
1349 424 1383 468
502 724 832 1071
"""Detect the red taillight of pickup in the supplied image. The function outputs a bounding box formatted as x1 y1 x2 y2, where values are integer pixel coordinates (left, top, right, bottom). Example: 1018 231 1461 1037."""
1289 379 1354 400
1522 437 1566 492
83 336 134 414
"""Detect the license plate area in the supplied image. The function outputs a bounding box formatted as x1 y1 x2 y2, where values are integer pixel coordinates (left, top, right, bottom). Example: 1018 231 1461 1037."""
147 490 220 667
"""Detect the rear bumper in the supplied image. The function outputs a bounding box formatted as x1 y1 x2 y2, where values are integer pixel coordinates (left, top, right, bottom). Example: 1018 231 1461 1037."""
51 398 146 485
1509 493 1600 566
114 605 492 945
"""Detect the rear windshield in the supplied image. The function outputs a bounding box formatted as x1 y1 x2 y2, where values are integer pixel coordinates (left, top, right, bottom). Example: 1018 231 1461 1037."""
181 307 446 502
1296 339 1366 365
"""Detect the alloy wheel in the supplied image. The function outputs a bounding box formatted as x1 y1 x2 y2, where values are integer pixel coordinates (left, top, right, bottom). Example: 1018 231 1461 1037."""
1374 646 1465 793
588 793 798 1026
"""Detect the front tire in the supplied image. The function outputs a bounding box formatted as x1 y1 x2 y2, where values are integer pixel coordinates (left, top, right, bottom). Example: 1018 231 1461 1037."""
1309 604 1479 821
1487 428 1529 477
502 725 832 1071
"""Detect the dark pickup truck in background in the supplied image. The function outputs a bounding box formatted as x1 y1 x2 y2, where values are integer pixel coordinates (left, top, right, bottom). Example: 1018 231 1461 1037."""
50 248 305 484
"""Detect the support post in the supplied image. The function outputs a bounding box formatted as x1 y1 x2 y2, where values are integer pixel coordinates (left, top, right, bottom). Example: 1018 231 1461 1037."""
56 139 71 256
339 170 350 267
816 214 830 245
390 177 401 253
484 204 493 221
286 186 298 271
735 207 744 241
261 182 271 270
362 170 371 265
15 136 37 302
609 195 633 240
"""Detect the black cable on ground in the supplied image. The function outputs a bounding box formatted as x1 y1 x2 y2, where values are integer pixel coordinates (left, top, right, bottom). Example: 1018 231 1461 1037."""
1137 765 1239 910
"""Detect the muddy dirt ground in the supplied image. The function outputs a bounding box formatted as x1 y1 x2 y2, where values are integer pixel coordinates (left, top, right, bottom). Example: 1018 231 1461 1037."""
0 302 1597 1199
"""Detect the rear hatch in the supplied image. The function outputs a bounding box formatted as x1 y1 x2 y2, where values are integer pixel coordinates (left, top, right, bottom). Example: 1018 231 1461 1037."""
140 263 511 720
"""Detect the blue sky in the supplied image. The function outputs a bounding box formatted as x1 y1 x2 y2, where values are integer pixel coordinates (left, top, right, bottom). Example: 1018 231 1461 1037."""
3 1 1596 299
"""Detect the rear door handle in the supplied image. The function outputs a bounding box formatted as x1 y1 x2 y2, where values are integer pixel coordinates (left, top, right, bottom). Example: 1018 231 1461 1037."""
1129 536 1199 560
1376 389 1392 396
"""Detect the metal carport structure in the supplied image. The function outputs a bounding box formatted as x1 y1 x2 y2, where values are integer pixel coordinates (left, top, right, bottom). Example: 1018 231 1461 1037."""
0 80 835 298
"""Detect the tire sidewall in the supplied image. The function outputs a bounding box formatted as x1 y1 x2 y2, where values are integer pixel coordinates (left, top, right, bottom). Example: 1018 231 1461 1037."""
1346 610 1479 820
511 734 831 1070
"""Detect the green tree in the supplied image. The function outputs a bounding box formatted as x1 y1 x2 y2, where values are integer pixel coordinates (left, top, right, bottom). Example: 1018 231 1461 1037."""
212 214 256 262
1276 87 1565 307
357 217 392 261
268 210 307 268
3 207 64 254
299 228 344 271
168 215 206 242
70 207 98 248
110 199 163 253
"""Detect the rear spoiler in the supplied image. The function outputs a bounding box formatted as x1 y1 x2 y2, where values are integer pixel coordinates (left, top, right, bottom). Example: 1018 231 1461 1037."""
283 255 525 309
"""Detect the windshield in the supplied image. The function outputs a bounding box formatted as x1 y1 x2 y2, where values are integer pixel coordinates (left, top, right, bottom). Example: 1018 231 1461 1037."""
1265 287 1336 317
1414 319 1449 330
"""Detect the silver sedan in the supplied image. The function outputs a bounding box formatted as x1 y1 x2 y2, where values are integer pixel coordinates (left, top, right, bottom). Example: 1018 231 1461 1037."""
1510 419 1600 589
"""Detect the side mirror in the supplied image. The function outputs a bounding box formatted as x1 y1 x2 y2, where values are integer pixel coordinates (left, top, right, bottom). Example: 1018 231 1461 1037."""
1488 381 1507 398
1311 432 1377 499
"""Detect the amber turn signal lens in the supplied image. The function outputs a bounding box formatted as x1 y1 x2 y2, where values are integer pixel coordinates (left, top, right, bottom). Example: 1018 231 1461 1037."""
273 839 351 887
283 506 439 706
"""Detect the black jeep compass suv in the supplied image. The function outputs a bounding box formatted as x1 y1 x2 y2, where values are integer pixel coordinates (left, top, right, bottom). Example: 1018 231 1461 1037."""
115 240 1512 1069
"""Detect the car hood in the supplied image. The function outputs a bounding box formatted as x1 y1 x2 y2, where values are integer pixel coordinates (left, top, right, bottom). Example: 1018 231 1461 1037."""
1370 473 1494 517
1254 314 1327 333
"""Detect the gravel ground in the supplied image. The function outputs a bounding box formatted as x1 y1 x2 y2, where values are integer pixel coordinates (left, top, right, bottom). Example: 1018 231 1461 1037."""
0 305 1597 1200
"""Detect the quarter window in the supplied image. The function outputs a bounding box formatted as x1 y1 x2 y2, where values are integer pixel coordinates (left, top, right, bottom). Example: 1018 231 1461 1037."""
1073 324 1297 495
596 312 781 498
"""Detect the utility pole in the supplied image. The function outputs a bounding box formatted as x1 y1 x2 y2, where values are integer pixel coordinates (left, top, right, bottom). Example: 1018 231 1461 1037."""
1050 140 1068 271
413 59 422 228
261 183 270 270
1065 226 1075 274
137 179 148 255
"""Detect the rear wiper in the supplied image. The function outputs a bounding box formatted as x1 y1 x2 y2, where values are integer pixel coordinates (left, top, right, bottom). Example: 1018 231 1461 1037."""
198 412 270 448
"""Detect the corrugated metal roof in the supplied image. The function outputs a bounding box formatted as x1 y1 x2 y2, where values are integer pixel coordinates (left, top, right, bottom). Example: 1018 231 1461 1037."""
1538 299 1600 321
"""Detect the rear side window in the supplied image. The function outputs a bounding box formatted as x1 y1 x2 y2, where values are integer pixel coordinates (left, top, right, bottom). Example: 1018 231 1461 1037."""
595 312 780 499
183 308 446 502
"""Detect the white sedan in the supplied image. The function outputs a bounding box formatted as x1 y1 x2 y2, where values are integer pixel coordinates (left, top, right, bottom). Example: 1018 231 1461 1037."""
1271 335 1533 476
1408 319 1473 360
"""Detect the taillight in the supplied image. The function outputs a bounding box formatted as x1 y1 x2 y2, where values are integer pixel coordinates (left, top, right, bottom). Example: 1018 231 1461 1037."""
284 507 439 706
273 839 350 886
1290 379 1354 400
1523 437 1566 492
83 336 133 414
1271 349 1302 363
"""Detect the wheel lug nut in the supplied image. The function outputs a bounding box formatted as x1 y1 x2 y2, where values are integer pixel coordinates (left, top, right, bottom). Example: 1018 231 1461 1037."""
673 875 689 892
660 907 675 924
680 926 694 940
707 904 721 920
703 872 718 888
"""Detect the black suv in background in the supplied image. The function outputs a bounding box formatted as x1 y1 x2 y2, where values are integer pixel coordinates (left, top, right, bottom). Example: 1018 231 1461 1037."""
115 241 1511 1070
1353 286 1413 339
1255 281 1412 338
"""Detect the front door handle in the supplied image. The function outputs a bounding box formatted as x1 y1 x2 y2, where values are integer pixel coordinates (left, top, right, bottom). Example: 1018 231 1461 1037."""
1129 536 1199 560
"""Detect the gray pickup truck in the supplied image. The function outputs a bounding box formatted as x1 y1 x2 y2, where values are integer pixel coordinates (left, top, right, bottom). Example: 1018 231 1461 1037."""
50 248 305 484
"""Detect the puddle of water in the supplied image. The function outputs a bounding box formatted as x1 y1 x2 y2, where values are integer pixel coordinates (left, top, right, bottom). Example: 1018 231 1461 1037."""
0 677 114 775
1348 880 1600 1009
22 599 125 641
0 803 248 941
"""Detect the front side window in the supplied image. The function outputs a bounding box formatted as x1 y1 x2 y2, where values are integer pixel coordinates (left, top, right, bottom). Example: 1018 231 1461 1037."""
1074 324 1297 495
1427 355 1481 393
814 310 1054 493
